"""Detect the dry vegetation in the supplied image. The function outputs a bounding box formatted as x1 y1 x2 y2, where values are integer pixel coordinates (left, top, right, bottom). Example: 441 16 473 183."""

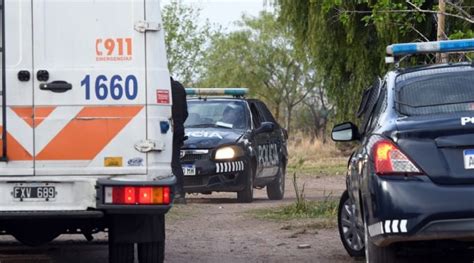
287 134 349 176
248 136 348 227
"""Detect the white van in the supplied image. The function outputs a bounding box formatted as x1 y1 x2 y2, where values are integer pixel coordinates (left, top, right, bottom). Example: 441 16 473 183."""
0 0 175 262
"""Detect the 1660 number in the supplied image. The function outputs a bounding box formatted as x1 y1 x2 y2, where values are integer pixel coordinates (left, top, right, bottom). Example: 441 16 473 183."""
80 74 138 100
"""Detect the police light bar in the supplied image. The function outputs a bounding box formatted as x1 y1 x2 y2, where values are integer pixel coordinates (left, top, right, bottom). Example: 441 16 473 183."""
185 88 248 96
386 38 474 56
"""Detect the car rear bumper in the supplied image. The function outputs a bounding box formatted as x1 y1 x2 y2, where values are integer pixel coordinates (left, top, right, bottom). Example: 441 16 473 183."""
367 175 474 246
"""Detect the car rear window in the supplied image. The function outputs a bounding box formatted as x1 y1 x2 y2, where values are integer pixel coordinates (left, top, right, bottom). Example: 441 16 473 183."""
396 71 474 116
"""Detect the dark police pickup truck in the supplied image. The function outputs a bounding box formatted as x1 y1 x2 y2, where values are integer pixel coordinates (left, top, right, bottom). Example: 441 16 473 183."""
332 39 474 263
180 88 288 203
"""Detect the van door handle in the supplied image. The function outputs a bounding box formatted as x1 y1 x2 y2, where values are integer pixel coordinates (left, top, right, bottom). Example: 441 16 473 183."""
39 81 72 93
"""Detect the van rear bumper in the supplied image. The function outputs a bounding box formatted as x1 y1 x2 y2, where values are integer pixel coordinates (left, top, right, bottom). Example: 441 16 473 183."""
0 175 176 215
0 210 104 220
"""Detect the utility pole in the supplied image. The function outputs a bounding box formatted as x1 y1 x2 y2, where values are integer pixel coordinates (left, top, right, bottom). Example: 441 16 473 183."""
437 0 448 63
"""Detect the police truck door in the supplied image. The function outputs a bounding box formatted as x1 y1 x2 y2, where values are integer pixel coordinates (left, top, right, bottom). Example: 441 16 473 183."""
32 0 147 175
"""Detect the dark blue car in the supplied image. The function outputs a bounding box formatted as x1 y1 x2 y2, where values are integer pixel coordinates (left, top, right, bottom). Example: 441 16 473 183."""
332 39 474 262
181 89 288 203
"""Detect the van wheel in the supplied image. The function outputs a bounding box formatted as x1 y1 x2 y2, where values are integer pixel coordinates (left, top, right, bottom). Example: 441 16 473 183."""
237 166 254 203
338 190 364 257
266 164 285 200
364 220 397 263
109 242 134 263
138 241 165 263
11 226 61 246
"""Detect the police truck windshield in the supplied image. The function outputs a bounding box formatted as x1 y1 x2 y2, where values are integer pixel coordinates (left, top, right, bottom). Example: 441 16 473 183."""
185 101 249 130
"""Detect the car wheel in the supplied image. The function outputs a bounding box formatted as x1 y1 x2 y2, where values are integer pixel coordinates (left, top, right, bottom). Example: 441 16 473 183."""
338 190 364 257
266 164 285 200
364 219 397 263
138 241 165 263
237 165 254 203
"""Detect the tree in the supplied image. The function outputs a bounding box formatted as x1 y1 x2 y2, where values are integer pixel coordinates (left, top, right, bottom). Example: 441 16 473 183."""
162 1 215 86
200 12 315 134
276 0 474 122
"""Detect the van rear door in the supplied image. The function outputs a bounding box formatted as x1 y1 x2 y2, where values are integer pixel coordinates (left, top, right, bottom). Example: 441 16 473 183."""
32 0 147 176
0 1 34 175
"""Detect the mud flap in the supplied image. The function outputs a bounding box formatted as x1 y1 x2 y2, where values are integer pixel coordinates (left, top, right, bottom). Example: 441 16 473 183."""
109 214 165 243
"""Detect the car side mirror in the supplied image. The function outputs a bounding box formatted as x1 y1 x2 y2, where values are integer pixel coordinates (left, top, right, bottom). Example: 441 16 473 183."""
256 122 275 134
331 122 360 142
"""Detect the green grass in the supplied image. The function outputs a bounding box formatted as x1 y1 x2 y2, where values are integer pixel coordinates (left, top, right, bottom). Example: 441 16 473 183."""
251 198 338 221
287 162 347 176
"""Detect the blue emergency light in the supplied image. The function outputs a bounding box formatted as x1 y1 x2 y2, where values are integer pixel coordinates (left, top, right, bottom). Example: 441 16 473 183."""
387 38 474 56
185 88 248 97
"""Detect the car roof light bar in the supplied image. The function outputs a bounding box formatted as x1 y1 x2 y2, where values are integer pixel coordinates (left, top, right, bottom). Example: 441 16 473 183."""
185 88 249 97
386 38 474 64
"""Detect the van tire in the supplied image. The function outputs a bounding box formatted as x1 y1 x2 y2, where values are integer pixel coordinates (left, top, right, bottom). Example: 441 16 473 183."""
109 242 134 263
138 241 165 263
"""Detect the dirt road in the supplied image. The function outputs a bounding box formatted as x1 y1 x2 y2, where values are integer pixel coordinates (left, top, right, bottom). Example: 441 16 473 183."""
166 173 350 263
0 173 352 263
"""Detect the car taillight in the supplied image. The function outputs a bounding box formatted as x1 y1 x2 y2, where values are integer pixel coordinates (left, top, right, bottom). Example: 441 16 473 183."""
373 140 422 175
104 186 171 205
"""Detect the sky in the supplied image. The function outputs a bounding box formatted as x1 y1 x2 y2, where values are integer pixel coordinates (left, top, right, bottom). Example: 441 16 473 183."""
161 0 270 31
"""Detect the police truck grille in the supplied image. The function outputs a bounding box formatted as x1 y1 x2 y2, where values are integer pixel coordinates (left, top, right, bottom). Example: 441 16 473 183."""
184 176 203 186
181 153 210 162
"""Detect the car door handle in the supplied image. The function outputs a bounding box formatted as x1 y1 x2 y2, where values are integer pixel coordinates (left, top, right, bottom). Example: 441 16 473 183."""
39 81 72 93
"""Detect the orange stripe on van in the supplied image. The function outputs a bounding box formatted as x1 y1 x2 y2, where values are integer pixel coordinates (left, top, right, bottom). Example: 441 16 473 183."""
36 106 143 160
34 107 56 128
11 107 34 128
0 127 33 161
12 107 56 128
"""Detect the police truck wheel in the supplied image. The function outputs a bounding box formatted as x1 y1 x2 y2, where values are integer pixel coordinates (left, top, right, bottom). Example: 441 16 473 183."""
364 220 397 263
138 241 165 263
338 190 364 257
266 164 285 200
109 242 134 263
237 166 254 203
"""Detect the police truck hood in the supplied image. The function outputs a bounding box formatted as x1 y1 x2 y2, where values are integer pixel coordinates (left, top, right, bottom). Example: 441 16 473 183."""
183 128 244 149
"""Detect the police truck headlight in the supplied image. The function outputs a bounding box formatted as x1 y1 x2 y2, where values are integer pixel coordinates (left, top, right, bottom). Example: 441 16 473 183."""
214 146 243 160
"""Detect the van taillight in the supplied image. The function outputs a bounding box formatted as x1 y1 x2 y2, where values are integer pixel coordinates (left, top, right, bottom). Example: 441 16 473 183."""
373 140 422 175
105 186 170 205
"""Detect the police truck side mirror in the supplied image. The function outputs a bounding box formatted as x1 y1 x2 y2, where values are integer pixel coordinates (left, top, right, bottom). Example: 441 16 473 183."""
256 122 275 134
331 122 360 142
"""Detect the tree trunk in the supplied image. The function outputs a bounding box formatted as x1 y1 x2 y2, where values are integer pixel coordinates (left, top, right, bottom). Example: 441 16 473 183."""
286 106 292 136
274 104 281 124
437 0 448 63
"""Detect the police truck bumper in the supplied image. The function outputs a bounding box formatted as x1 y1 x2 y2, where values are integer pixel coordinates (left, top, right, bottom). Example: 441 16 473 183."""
183 157 248 193
367 175 474 247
